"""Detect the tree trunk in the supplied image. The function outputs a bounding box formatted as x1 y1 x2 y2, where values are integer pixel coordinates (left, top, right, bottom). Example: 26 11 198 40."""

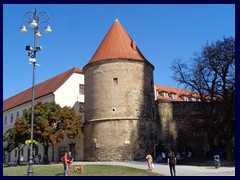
17 148 21 165
43 144 50 164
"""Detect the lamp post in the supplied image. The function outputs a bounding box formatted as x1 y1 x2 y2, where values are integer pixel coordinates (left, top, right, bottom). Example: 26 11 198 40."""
20 8 52 176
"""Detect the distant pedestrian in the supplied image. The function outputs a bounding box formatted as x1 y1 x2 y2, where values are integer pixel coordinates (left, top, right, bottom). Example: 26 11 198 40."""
32 154 35 164
61 152 68 176
161 152 166 162
20 155 24 164
156 153 162 163
187 151 192 160
146 152 153 171
38 154 42 164
67 151 74 174
167 150 176 176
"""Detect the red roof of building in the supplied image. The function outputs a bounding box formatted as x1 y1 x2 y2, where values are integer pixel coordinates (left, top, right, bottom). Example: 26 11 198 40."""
85 20 150 67
3 67 200 112
156 84 200 102
3 67 82 111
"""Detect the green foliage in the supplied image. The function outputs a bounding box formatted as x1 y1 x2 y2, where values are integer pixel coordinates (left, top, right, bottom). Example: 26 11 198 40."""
3 116 30 164
22 102 84 146
4 101 84 164
3 128 17 153
3 116 29 152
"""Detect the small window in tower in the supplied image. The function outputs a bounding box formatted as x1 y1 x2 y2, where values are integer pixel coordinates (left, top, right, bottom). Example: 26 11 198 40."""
113 78 118 85
112 107 116 112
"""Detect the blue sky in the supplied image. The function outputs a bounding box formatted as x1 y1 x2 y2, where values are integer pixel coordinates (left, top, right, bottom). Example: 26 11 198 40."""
3 4 235 100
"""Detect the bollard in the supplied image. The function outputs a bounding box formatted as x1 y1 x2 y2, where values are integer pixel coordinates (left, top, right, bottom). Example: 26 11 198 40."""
213 155 221 168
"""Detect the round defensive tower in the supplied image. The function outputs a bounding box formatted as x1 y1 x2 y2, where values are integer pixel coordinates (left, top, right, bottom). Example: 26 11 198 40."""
83 19 158 161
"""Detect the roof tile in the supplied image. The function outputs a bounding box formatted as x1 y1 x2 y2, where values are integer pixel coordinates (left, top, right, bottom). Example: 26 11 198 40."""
85 20 148 66
156 84 200 102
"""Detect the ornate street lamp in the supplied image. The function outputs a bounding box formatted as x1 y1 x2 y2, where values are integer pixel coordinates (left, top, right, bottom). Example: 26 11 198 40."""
20 8 52 176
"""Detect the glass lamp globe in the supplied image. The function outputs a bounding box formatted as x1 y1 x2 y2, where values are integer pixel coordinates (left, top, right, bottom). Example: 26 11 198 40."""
35 31 42 38
20 25 28 34
30 19 38 28
44 25 52 34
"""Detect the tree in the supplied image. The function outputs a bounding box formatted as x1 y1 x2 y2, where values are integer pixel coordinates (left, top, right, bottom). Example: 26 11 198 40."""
4 102 84 164
3 116 30 165
171 37 235 160
27 102 84 163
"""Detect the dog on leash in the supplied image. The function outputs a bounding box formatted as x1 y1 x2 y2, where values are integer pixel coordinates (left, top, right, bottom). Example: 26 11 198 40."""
73 165 85 174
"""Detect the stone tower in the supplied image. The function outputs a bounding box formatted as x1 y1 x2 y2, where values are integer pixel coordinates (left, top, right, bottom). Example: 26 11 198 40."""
83 19 159 161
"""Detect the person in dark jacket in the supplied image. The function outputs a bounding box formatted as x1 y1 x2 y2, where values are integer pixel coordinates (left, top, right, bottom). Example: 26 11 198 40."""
167 150 177 176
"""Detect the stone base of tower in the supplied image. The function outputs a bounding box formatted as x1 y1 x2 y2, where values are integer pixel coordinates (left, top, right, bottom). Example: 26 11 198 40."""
83 119 147 161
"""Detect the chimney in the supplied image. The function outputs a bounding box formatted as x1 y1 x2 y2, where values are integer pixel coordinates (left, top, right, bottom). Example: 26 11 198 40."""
131 40 137 51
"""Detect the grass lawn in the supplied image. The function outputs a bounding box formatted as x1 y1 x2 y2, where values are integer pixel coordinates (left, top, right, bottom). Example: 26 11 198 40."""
3 164 163 176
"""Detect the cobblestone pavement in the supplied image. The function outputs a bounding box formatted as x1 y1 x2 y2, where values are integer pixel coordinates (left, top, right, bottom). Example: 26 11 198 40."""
72 161 235 176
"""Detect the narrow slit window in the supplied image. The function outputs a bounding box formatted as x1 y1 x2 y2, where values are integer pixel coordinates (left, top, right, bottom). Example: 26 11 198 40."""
113 78 118 85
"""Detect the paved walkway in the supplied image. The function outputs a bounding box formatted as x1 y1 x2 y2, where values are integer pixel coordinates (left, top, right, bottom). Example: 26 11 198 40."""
71 161 235 176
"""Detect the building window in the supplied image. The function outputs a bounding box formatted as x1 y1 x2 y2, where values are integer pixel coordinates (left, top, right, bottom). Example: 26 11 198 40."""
79 84 84 95
172 94 177 100
163 92 168 98
15 149 17 157
184 96 189 101
79 102 84 113
16 111 20 117
4 116 7 125
113 78 118 85
23 109 27 115
11 113 13 123
192 97 196 101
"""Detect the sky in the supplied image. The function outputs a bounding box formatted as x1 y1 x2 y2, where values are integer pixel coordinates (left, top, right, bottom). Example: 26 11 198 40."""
3 4 235 100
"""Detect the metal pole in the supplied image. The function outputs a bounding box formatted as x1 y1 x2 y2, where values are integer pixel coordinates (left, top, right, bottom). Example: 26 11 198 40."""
27 62 35 176
27 8 37 176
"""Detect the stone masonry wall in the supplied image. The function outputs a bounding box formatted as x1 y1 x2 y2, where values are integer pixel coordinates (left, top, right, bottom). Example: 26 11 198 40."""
157 101 209 157
83 59 158 161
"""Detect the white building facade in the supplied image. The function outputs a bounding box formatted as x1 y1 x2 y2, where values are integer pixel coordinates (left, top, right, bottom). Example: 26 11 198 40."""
3 67 85 164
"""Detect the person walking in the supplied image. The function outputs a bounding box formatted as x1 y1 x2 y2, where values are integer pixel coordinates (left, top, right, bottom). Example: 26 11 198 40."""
161 152 166 162
167 150 177 176
38 154 42 164
67 151 74 175
146 152 153 171
61 152 68 176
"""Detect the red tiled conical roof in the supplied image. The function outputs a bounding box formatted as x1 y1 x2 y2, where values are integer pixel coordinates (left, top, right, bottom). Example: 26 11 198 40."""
85 20 148 66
